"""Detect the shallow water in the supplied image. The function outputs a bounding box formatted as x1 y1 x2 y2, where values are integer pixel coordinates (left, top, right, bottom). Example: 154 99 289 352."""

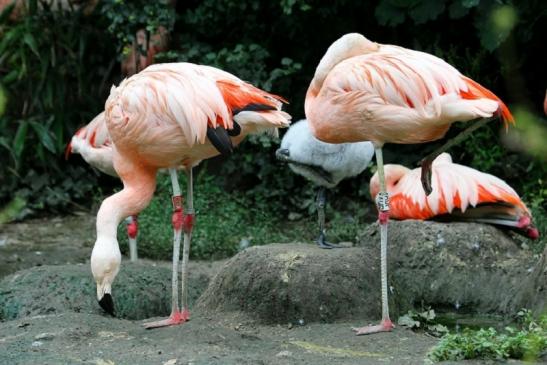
436 312 512 332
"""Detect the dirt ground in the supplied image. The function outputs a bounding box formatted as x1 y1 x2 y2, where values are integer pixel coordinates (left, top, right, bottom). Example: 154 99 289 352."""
0 214 543 364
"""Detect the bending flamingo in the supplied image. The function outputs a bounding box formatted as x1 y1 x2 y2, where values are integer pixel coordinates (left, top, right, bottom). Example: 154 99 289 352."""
305 33 514 335
67 112 140 261
93 62 290 328
370 153 538 238
276 119 374 248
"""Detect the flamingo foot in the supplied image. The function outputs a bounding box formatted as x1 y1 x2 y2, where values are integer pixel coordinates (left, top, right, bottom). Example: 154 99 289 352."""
143 309 190 329
352 319 394 336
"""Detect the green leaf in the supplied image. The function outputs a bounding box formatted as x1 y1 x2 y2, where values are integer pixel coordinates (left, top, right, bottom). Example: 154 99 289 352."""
398 314 420 328
0 86 6 115
29 120 57 153
23 33 40 58
409 0 446 24
0 136 16 164
375 1 406 26
13 121 28 159
448 1 470 18
462 0 479 8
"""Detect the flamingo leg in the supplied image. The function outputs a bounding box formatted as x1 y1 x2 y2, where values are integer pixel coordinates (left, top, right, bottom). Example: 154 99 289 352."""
143 168 187 329
126 215 138 262
180 168 194 321
315 187 340 249
353 147 394 335
420 116 495 195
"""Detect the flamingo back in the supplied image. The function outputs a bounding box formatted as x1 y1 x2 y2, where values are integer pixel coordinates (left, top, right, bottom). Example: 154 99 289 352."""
307 40 513 145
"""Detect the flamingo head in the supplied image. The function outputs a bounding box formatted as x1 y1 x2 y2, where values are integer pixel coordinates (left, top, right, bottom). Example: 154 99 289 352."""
91 236 121 316
370 164 410 200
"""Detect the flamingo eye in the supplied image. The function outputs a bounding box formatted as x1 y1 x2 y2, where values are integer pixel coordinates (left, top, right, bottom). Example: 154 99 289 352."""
393 179 399 185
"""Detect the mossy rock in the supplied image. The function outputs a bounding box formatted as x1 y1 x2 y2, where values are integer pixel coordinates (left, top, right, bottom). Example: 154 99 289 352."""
358 220 545 315
0 262 210 321
198 221 545 324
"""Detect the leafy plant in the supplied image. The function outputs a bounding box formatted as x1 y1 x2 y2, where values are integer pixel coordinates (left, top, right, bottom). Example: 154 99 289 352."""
428 310 547 362
116 170 370 260
398 307 449 337
99 0 175 56
0 0 115 212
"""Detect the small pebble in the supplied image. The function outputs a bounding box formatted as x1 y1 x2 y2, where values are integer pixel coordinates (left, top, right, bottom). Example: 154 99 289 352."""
436 234 445 246
276 350 292 358
34 332 54 341
31 341 43 347
287 323 293 329
298 319 305 326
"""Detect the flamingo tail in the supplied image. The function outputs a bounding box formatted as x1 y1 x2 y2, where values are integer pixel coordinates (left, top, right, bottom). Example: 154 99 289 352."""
461 77 514 128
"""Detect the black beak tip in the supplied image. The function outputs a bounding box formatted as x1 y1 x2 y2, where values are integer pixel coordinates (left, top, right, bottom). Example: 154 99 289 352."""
275 148 290 161
98 294 115 316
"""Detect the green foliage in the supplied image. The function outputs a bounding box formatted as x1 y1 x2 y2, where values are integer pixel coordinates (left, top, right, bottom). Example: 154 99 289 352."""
117 171 369 260
0 0 115 212
0 0 544 251
99 0 175 55
157 42 301 92
375 0 519 51
0 85 5 115
398 307 449 337
428 310 547 362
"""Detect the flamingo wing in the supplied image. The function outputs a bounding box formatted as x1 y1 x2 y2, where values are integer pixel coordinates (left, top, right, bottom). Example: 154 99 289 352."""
315 46 512 144
389 153 529 220
106 63 289 148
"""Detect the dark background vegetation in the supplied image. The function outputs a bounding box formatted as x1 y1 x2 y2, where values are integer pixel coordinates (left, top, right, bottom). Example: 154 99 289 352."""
0 0 545 259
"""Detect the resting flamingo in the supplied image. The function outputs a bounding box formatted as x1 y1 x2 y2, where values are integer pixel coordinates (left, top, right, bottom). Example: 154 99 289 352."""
93 62 290 328
305 33 514 335
370 153 538 239
67 112 140 261
276 119 374 248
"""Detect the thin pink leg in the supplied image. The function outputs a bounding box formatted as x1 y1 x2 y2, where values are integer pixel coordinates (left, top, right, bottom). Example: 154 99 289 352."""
353 147 394 335
126 215 138 262
144 169 189 329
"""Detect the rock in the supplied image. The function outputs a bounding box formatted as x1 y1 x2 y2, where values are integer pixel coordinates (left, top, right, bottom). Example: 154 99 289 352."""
198 221 545 324
34 332 55 341
359 220 545 315
198 243 382 324
0 262 210 321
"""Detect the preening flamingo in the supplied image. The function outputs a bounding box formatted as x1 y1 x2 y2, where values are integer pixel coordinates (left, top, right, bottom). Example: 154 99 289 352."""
276 119 374 248
370 153 538 239
67 112 140 261
305 33 514 335
93 62 290 328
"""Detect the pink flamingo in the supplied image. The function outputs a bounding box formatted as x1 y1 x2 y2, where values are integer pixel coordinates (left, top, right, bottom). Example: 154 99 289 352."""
370 153 538 239
67 112 139 261
305 33 514 335
93 62 290 328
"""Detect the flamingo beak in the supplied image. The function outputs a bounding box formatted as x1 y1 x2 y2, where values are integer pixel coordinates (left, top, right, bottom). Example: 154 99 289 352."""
98 293 115 316
275 148 291 162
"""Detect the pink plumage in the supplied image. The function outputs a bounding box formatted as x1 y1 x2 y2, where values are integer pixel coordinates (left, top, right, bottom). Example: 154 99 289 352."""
305 33 515 336
306 34 513 147
370 153 538 239
66 112 115 176
91 62 291 327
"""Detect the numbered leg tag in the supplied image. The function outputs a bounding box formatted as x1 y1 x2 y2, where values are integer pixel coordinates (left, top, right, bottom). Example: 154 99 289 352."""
376 192 390 212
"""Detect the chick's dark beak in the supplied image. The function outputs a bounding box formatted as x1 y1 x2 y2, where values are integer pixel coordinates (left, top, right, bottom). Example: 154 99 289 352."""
98 293 115 316
275 148 291 162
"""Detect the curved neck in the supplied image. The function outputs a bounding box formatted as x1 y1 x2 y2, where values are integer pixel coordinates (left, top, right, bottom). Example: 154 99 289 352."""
310 34 379 93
